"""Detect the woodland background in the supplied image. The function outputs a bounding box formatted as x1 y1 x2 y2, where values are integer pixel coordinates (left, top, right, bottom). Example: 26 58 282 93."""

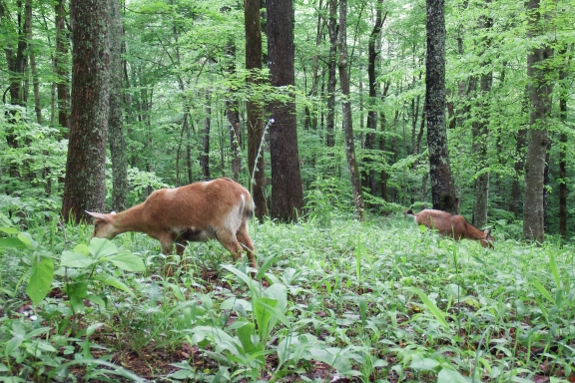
0 0 573 236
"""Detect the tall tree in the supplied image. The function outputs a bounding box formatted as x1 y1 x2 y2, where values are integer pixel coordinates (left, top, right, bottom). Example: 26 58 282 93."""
325 0 337 148
523 0 554 243
61 0 110 223
24 0 41 124
425 0 458 213
200 89 211 180
558 46 571 238
267 0 304 221
54 0 69 132
108 0 128 212
338 0 364 221
245 0 267 219
471 0 493 228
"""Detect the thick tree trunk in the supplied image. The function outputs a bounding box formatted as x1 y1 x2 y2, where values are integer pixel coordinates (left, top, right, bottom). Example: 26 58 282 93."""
338 0 364 221
62 0 110 223
558 47 570 238
267 0 304 221
523 0 554 243
109 0 128 212
245 0 268 220
224 41 241 181
425 0 458 213
325 0 337 148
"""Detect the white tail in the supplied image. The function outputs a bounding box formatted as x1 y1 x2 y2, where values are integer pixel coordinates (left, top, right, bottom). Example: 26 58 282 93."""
405 209 494 248
86 177 256 268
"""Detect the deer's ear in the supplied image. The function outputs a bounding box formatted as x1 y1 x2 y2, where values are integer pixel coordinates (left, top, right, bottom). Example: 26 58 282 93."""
86 211 108 220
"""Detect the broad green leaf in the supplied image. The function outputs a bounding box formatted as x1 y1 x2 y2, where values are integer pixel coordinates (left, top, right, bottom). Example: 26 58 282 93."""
73 243 90 256
109 252 145 272
89 237 118 258
93 274 135 297
168 283 185 301
405 286 449 330
5 333 24 356
235 319 259 356
60 251 94 268
410 357 440 371
437 368 472 383
0 227 19 235
0 237 28 249
26 254 54 305
254 297 278 340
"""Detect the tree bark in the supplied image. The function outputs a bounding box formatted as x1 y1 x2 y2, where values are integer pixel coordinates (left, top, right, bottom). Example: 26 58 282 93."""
267 0 304 221
471 0 492 228
109 0 128 212
325 0 337 148
338 0 364 221
558 47 570 238
523 0 554 243
24 0 42 124
62 0 110 223
200 89 211 180
425 0 458 213
54 0 69 132
224 41 241 181
245 0 268 220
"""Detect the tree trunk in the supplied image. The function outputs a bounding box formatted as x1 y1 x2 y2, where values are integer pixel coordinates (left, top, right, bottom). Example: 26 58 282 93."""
523 0 554 243
245 0 268 220
24 0 42 124
471 0 492 228
558 47 570 238
267 0 304 222
338 0 364 221
200 90 211 180
224 41 241 181
109 0 128 212
55 0 69 132
62 0 110 223
363 2 385 196
425 0 458 213
325 0 337 148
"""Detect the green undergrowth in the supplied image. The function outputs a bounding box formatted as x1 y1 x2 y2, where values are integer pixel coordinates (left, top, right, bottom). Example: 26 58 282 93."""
1 212 574 382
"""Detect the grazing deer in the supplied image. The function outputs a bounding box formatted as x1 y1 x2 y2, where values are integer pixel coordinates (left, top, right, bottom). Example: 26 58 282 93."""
405 209 494 248
87 177 257 268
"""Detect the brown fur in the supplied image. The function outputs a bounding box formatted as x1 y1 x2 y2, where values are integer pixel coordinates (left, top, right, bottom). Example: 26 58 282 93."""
405 209 494 248
86 177 257 268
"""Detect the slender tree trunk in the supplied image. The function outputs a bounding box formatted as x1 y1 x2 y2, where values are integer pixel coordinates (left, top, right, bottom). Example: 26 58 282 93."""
200 90 211 180
224 41 241 181
523 0 554 243
425 0 458 213
62 0 110 223
54 0 69 132
267 0 304 221
24 0 41 124
338 0 364 221
325 0 337 148
245 0 267 219
558 47 570 238
472 0 492 228
109 0 128 212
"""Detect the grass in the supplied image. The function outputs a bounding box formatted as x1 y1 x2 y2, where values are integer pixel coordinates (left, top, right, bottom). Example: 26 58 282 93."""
1 212 574 382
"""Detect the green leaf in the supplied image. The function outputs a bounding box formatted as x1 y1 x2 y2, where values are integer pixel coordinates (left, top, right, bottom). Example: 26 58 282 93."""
60 251 94 268
0 227 19 235
235 319 259 356
548 253 562 290
89 237 118 257
0 237 28 249
254 297 277 341
109 252 145 272
5 333 24 356
531 279 554 304
26 254 54 305
405 286 449 330
410 357 440 371
437 368 472 383
93 274 135 297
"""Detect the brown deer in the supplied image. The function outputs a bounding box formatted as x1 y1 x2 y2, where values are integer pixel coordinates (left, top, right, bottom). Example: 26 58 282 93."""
87 177 257 268
405 209 494 248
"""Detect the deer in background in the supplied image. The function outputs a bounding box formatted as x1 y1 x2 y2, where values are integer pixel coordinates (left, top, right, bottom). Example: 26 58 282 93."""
87 177 257 268
405 209 494 248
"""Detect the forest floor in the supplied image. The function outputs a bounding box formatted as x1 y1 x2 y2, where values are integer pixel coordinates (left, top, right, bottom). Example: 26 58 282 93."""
2 214 574 382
